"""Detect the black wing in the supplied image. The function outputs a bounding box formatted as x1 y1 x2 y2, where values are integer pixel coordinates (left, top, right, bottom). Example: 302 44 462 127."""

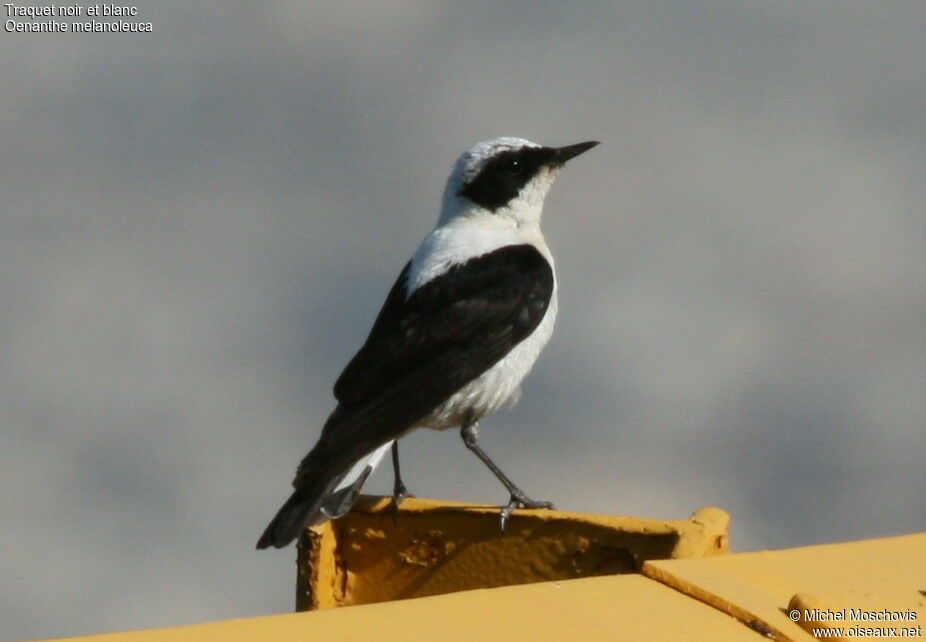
305 243 554 473
258 243 554 548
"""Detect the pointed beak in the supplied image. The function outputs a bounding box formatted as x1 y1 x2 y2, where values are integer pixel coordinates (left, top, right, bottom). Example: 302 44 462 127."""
549 140 600 166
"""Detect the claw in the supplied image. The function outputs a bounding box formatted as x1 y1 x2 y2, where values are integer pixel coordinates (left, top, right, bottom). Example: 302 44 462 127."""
497 493 554 531
390 483 412 525
499 502 515 532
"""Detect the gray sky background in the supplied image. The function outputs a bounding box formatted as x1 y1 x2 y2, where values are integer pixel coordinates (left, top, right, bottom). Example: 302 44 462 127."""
2 2 925 639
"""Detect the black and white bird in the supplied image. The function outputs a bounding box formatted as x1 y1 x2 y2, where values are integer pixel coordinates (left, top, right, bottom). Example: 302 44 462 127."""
257 137 598 549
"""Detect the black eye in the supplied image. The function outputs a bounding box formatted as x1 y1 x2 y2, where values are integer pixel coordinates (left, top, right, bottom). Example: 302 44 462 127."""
458 149 543 211
497 156 526 177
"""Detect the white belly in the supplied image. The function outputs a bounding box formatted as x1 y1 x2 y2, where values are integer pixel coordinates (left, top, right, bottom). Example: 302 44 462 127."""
416 290 557 430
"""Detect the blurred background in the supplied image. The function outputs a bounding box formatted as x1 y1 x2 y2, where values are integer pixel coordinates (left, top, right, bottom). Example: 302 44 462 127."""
2 1 924 639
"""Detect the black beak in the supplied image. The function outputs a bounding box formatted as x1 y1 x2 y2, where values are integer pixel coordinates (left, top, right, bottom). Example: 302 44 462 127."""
550 140 600 166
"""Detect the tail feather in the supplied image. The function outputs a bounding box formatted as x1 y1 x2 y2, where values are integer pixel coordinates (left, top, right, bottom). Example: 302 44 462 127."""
256 440 395 549
256 476 335 549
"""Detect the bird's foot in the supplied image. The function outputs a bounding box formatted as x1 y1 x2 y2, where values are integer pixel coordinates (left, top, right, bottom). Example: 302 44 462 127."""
498 491 554 531
390 483 413 524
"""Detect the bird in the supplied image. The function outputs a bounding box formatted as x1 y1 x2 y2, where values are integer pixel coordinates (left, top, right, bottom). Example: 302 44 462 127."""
257 136 598 549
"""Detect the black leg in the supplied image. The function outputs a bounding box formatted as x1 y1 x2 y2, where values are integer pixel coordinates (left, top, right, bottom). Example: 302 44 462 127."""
459 412 553 531
390 441 411 520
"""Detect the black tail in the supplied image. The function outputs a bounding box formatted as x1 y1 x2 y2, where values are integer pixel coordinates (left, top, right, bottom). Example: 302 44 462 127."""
258 404 393 549
256 438 354 549
256 431 374 550
256 474 335 549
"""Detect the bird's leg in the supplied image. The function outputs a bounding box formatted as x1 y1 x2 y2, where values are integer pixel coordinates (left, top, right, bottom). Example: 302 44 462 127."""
459 412 553 531
390 441 412 521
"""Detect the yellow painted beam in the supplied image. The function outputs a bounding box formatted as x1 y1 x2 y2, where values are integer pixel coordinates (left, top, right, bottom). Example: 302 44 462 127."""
43 574 768 642
644 532 926 641
36 502 926 642
297 496 729 609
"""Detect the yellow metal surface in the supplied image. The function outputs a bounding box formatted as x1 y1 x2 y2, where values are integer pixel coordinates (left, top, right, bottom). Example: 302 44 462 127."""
36 502 926 642
643 532 926 641
297 496 729 610
43 574 769 642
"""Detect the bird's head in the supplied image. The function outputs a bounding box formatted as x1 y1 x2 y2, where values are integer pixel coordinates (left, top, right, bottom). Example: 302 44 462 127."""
440 137 599 228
